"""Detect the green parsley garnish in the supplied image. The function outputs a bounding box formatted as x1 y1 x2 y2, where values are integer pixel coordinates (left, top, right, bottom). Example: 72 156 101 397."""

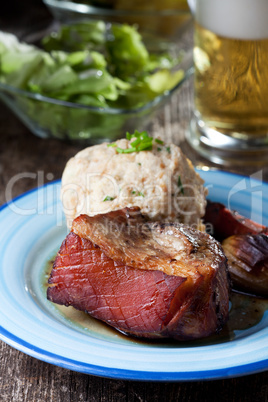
166 146 171 153
116 147 136 153
131 190 145 197
177 176 184 195
108 130 165 154
103 195 115 201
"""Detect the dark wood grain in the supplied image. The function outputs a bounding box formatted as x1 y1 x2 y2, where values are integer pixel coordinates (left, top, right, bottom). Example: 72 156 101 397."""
0 1 268 401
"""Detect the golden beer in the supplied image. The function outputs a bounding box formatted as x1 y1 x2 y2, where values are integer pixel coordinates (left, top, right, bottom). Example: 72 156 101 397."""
194 23 268 137
186 0 268 164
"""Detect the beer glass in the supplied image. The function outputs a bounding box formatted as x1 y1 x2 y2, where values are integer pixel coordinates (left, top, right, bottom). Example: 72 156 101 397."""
186 0 268 165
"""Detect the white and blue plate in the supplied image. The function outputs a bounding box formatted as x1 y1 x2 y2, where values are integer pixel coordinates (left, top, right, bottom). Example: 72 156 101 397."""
0 169 267 381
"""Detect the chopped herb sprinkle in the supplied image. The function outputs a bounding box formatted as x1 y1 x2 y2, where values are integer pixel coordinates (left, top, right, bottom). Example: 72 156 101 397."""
177 176 184 195
103 195 115 201
131 190 145 197
107 130 165 154
166 146 171 153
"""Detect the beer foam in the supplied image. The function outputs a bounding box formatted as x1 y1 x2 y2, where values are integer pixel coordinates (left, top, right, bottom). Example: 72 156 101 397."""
196 0 268 40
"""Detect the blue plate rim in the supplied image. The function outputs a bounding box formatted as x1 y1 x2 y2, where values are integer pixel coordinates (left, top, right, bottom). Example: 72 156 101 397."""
1 323 268 381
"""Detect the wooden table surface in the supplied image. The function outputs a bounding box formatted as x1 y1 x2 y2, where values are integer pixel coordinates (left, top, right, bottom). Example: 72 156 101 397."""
1 2 268 401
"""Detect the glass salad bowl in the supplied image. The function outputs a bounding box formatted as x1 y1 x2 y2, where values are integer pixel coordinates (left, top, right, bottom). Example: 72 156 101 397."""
43 0 193 54
0 20 193 144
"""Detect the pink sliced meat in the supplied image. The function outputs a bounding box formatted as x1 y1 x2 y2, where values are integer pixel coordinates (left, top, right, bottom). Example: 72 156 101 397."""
47 208 230 340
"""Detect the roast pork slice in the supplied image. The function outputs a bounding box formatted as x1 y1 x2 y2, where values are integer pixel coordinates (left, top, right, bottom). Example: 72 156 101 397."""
47 208 230 340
